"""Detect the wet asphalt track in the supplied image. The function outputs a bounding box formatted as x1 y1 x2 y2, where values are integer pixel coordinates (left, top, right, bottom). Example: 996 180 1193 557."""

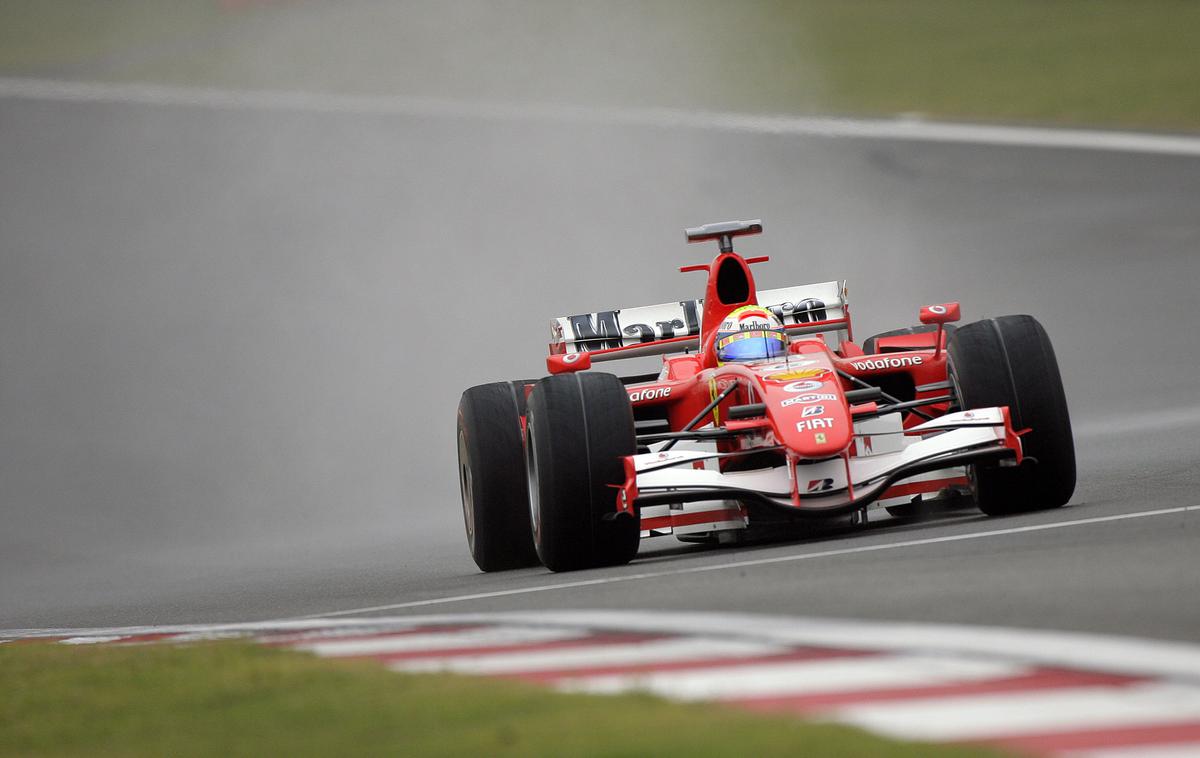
1 90 1198 638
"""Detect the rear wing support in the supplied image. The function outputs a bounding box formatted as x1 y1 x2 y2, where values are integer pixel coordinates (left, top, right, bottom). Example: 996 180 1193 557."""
685 219 763 254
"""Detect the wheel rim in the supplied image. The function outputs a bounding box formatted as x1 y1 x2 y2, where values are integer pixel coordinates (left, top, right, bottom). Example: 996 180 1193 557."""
457 428 475 546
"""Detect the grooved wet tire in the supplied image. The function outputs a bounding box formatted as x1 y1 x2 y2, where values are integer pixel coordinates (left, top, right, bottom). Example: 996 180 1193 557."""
862 324 956 355
949 316 1076 516
457 381 539 571
525 373 640 572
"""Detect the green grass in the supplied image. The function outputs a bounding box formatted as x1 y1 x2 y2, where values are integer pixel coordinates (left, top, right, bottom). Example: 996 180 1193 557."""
0 640 1008 757
0 1 226 72
2 1 1197 130
796 0 1200 131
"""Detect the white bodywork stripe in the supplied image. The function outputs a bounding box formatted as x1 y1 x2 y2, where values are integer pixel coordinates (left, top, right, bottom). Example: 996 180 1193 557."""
636 414 1006 498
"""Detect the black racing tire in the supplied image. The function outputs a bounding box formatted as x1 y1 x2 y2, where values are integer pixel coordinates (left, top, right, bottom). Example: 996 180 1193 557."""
948 315 1076 516
525 373 640 572
457 381 540 572
862 324 956 355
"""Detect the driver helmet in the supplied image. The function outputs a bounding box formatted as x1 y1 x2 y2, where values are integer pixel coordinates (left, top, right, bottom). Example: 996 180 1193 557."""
715 305 788 364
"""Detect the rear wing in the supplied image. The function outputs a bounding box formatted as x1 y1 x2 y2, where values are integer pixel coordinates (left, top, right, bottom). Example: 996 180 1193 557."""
549 281 849 361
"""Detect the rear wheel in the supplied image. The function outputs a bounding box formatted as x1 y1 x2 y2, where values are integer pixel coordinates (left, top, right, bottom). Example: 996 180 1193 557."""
948 316 1076 516
526 373 640 572
457 381 540 571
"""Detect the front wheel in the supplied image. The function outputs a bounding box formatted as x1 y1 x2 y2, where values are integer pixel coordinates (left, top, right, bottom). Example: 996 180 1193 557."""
457 381 540 571
526 373 639 572
948 315 1076 516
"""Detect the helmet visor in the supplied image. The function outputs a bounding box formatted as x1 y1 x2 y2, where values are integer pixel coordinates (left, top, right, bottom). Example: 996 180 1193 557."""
716 329 788 363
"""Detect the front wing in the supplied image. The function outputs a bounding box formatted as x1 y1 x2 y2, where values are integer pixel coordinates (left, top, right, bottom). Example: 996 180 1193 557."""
618 408 1023 532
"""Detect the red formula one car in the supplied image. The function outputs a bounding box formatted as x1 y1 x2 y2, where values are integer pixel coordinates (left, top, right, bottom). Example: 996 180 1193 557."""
457 220 1076 572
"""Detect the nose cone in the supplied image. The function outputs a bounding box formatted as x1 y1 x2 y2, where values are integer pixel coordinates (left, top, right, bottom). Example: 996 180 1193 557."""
757 359 852 457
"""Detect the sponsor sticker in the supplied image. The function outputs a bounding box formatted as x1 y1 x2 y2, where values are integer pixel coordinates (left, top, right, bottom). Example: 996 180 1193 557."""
801 405 825 417
783 380 825 394
563 353 582 364
767 368 831 383
756 360 818 372
766 297 828 325
719 306 777 334
628 387 671 402
852 356 925 371
815 432 827 444
563 293 833 352
652 451 686 463
807 478 834 493
929 304 948 315
565 300 701 351
780 393 838 407
797 418 835 431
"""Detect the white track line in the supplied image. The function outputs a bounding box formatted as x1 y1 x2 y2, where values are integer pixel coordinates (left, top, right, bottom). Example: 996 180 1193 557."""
291 625 583 657
838 683 1200 743
391 637 783 675
557 653 1021 701
0 617 434 640
3 77 1200 157
297 505 1200 619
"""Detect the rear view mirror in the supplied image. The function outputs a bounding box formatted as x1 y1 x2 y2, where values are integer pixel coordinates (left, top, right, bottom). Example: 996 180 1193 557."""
920 302 961 325
547 350 591 375
919 302 961 359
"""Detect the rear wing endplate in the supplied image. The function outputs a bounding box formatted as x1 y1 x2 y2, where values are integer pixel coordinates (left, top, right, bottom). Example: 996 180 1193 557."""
549 281 848 361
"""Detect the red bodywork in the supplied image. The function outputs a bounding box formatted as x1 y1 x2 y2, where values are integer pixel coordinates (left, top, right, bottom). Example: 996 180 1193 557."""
535 229 1019 533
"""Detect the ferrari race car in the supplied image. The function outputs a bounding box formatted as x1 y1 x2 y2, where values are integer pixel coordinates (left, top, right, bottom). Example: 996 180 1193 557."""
457 220 1076 572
